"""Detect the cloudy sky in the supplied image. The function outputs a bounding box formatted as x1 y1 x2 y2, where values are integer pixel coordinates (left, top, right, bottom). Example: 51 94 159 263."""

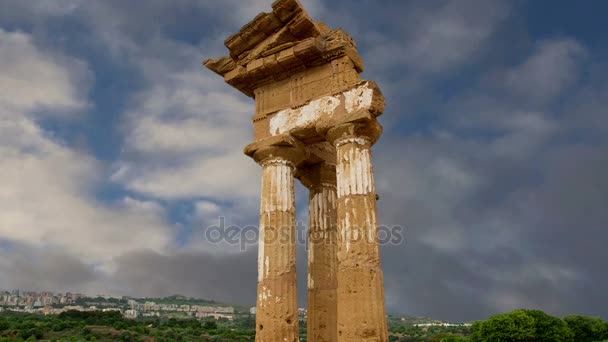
0 0 607 322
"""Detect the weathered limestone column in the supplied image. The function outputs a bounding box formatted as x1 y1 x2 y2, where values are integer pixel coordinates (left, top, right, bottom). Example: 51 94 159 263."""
204 1 389 340
327 121 388 341
299 163 338 342
253 146 305 342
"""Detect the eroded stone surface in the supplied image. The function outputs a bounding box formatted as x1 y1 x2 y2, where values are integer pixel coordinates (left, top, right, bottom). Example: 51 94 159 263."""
299 163 338 341
204 1 388 341
256 158 299 342
204 0 362 98
333 137 388 342
270 95 340 136
268 81 383 139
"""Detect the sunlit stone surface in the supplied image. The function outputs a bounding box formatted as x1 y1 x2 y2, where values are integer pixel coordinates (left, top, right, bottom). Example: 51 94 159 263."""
205 1 388 340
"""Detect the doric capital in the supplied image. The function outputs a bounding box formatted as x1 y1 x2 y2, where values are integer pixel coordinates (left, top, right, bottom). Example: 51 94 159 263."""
326 119 383 147
296 162 337 190
245 134 308 167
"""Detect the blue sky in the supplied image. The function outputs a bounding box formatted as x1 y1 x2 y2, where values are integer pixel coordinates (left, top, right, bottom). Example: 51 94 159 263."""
0 0 607 321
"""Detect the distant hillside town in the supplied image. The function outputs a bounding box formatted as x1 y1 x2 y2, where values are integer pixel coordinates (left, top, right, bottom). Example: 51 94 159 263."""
0 290 240 321
0 289 468 329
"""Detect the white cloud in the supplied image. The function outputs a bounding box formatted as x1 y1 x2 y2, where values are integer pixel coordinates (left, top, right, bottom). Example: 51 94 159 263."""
27 0 82 16
122 73 253 155
365 0 510 73
0 30 173 267
0 29 90 114
436 39 586 160
112 151 260 200
406 0 509 72
98 0 324 202
487 112 558 159
194 201 221 218
194 0 325 26
504 38 586 104
111 40 261 201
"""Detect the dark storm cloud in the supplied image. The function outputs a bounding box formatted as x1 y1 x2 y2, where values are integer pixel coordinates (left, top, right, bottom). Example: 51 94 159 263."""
372 101 608 321
109 241 314 309
111 249 258 305
0 244 99 292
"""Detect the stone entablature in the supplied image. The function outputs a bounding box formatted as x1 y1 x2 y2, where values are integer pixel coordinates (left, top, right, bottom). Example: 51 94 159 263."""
204 0 384 146
204 0 363 97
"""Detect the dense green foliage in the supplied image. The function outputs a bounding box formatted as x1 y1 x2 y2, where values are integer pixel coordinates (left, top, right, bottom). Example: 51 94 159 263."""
387 310 607 342
469 310 608 342
388 322 471 341
0 311 255 341
0 309 606 341
564 315 608 342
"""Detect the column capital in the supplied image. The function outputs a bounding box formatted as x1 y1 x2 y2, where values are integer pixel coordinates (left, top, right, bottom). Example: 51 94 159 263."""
245 134 308 167
296 162 337 190
326 119 383 147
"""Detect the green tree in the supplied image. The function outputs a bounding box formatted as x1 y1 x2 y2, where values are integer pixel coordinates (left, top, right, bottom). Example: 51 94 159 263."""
203 320 218 330
440 335 471 342
470 310 608 342
471 310 536 341
521 310 573 341
564 315 608 342
0 320 9 331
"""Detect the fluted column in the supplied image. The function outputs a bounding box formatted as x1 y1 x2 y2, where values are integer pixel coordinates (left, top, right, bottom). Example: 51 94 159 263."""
327 121 388 342
254 146 305 342
299 163 338 342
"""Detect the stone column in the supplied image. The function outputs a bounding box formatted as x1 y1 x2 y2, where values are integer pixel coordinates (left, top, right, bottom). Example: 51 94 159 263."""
327 121 388 341
254 146 304 342
299 163 338 342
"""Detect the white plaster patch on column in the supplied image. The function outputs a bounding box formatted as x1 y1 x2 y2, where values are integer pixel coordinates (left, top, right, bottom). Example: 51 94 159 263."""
261 162 294 213
269 95 340 135
261 164 272 213
330 189 337 209
265 256 270 279
363 198 375 243
320 188 329 231
360 148 373 193
308 273 314 289
336 142 375 197
260 167 266 216
336 152 346 197
344 211 351 253
310 191 321 230
344 82 373 113
275 162 289 210
349 148 356 195
260 286 272 303
309 236 315 264
258 223 265 282
336 137 369 148
312 192 319 228
279 164 294 211
350 209 360 245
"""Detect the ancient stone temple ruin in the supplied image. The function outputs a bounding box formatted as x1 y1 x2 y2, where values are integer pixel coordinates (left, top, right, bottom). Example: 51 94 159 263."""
204 0 388 340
